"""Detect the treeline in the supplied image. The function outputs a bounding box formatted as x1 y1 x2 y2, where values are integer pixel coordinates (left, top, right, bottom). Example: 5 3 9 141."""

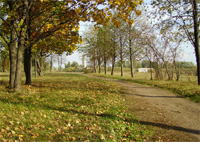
78 0 199 85
79 17 196 81
114 60 196 70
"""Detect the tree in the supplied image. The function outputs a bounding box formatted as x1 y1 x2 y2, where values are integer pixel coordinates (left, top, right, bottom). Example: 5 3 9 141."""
71 61 79 68
151 0 200 85
1 0 144 91
97 27 113 75
78 26 99 73
0 0 30 91
0 47 9 72
65 61 71 68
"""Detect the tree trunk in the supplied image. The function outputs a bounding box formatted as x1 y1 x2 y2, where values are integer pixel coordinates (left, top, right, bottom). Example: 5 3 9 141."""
111 55 115 75
121 59 123 77
40 56 44 76
104 60 107 75
15 31 26 91
130 47 133 78
61 54 62 72
93 60 96 73
193 0 200 85
14 0 28 91
7 0 16 89
36 59 41 76
129 25 133 78
2 64 5 72
35 53 37 77
50 53 53 72
150 60 153 80
164 62 172 80
24 46 32 85
98 58 101 74
119 32 124 77
97 48 101 74
93 51 96 73
9 16 16 89
24 6 32 85
57 55 60 71
111 30 116 76
175 62 180 81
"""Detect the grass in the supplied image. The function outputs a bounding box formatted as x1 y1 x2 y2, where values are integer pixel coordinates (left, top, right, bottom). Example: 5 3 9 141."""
0 72 153 141
89 71 200 103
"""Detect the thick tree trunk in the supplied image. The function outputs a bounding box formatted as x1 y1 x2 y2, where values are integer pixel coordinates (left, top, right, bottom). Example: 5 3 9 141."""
14 0 28 91
7 0 17 89
9 19 16 89
15 32 25 91
193 0 200 85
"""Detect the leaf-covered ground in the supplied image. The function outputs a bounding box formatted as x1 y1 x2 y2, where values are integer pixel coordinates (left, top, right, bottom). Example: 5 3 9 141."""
0 73 153 141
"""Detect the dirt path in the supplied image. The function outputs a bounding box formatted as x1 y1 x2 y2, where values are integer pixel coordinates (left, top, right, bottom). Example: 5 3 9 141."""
81 74 200 142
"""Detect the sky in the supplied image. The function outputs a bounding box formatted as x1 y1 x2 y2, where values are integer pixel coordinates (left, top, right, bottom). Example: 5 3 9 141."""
54 0 197 68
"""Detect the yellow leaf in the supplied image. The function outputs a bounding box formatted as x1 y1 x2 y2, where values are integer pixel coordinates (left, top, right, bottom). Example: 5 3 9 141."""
19 135 23 137
31 132 39 138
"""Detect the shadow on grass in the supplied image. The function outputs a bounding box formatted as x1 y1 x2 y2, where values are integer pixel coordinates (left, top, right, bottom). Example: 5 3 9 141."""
31 80 115 93
1 98 199 136
41 104 200 136
0 75 9 77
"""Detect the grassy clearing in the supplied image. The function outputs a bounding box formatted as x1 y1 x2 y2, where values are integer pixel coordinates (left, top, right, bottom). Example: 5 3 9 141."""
0 72 153 141
89 72 200 103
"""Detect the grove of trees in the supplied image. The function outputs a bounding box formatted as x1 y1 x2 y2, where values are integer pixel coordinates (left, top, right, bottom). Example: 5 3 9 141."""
0 0 143 91
79 0 199 84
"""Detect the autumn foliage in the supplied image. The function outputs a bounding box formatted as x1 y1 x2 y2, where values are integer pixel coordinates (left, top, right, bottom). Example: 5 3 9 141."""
0 0 143 91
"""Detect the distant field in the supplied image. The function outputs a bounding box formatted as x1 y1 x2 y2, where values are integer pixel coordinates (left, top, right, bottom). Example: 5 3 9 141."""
96 67 197 82
90 69 200 103
0 72 153 141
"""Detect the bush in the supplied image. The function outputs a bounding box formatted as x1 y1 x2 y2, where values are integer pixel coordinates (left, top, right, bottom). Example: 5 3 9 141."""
83 68 94 73
63 67 76 72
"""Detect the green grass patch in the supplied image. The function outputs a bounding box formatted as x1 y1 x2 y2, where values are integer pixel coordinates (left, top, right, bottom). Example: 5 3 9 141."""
0 72 153 141
89 73 200 103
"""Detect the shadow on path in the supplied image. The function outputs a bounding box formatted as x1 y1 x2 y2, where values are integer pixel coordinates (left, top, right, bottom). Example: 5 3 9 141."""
126 93 185 98
138 120 200 135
